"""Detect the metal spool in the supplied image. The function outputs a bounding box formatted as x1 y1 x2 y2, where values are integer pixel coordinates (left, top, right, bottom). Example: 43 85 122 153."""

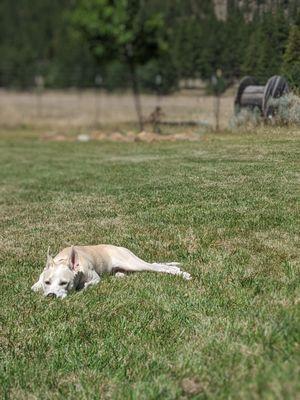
263 76 289 118
235 75 289 118
234 76 258 113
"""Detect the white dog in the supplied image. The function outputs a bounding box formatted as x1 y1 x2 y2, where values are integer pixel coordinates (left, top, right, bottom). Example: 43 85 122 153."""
31 245 191 298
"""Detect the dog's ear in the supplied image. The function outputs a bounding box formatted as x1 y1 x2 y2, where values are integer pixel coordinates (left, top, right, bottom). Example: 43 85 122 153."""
45 246 54 269
68 246 79 271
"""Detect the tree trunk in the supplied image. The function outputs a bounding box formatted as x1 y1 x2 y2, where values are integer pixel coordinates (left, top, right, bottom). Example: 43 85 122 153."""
128 59 144 131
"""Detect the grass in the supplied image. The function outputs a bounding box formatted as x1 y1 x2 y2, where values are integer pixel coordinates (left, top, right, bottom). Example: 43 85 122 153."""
0 127 299 399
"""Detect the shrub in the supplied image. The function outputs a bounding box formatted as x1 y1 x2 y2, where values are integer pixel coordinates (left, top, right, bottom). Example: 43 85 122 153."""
229 107 263 130
268 93 300 125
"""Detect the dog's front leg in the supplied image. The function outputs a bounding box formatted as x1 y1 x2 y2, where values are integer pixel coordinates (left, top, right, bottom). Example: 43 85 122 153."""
83 270 101 290
31 273 44 292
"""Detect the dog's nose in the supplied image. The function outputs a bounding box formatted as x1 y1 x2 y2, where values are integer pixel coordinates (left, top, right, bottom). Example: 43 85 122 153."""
46 293 57 298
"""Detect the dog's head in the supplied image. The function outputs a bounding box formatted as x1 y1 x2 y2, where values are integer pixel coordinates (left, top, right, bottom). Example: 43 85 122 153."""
41 246 83 299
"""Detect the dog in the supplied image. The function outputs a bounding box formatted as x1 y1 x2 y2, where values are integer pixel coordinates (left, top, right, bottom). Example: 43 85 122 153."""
31 245 192 298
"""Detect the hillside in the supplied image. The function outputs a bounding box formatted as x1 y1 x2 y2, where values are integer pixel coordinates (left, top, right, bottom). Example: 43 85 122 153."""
213 0 298 20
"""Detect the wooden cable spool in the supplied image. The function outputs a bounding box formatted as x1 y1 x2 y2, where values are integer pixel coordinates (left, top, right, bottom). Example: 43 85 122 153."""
235 75 289 118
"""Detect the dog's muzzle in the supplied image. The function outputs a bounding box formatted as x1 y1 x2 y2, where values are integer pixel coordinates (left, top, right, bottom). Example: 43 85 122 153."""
47 293 57 298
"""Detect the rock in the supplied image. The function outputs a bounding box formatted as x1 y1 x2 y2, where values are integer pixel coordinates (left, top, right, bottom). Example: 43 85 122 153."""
77 134 91 142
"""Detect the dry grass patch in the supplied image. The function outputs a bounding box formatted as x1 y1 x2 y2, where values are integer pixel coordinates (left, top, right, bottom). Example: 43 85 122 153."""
0 89 233 131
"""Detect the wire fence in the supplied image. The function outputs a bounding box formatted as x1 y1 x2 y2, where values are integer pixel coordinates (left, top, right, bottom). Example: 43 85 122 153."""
0 87 235 132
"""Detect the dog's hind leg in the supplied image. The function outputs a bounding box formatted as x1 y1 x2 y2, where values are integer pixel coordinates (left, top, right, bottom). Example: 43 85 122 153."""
83 270 101 290
164 262 181 267
112 247 191 280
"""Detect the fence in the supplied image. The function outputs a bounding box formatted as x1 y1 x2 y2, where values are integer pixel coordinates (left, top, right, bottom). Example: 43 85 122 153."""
0 88 234 132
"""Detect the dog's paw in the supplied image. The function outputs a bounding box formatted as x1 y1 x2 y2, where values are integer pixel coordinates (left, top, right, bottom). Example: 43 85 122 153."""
166 265 181 274
31 282 42 292
115 272 127 278
164 265 192 280
181 272 192 280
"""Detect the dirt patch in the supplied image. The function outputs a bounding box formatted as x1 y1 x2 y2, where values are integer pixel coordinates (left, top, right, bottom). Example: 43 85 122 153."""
42 133 74 142
181 377 205 395
42 130 202 143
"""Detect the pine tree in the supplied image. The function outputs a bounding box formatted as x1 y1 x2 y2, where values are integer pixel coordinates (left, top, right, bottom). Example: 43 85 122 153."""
243 11 289 83
256 12 288 82
282 24 300 88
242 21 261 78
221 3 249 79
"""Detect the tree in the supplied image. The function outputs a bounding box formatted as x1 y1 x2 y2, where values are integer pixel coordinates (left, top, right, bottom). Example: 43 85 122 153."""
282 24 300 88
243 11 289 83
72 0 166 130
0 0 298 91
242 25 261 78
221 1 249 79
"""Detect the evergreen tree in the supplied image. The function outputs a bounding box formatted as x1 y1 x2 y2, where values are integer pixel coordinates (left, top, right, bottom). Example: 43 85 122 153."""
194 15 224 80
221 2 249 79
243 11 289 83
242 18 261 77
256 12 288 82
282 24 300 88
0 0 297 90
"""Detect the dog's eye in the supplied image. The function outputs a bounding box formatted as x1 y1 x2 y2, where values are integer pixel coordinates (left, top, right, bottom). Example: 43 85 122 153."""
59 281 67 286
45 281 51 285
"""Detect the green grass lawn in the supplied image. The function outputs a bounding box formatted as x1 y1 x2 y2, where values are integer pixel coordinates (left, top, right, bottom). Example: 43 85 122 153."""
0 129 299 399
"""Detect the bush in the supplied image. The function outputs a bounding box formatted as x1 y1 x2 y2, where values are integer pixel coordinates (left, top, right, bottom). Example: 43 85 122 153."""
229 107 263 130
268 93 300 125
